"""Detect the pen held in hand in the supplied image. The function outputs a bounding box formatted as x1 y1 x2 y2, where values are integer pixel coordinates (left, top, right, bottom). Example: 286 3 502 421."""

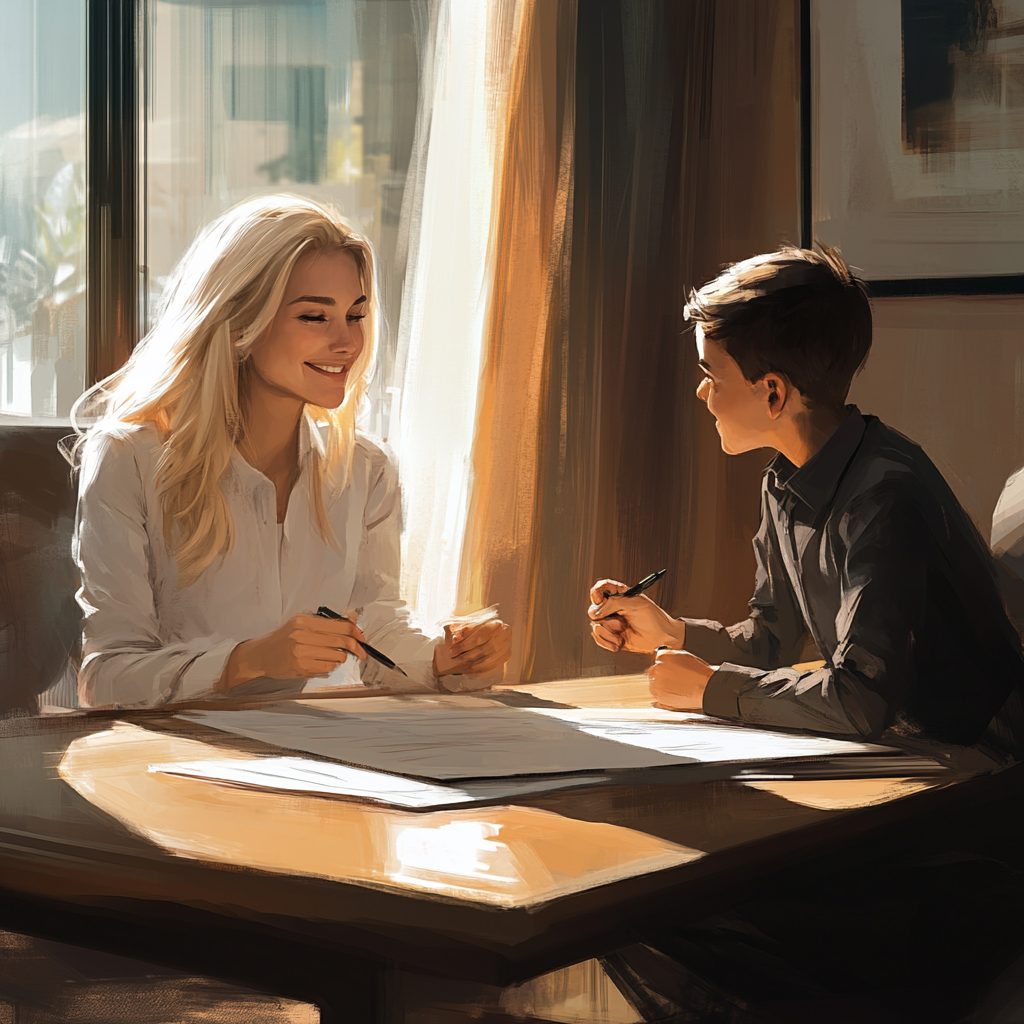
603 568 668 601
316 606 409 677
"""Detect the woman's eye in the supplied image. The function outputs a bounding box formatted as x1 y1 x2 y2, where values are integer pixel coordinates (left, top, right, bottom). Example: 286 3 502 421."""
347 313 366 323
298 313 327 323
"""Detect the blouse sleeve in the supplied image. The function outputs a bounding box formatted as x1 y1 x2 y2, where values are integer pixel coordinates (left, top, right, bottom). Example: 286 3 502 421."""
351 449 500 694
74 431 236 708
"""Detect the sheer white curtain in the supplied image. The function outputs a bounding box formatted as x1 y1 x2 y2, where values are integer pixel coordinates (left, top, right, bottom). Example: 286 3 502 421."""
390 0 526 631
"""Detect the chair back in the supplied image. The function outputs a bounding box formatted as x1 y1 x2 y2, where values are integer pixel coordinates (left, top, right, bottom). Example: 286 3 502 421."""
993 467 1024 639
0 427 80 715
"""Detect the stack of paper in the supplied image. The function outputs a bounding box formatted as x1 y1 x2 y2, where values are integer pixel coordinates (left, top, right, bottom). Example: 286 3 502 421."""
173 694 908 775
150 756 608 810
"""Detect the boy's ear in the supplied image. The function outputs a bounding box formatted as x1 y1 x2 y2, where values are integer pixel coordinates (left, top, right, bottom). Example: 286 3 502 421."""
764 373 789 420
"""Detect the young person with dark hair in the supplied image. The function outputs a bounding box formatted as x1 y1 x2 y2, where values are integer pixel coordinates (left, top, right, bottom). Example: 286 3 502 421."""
589 246 1024 760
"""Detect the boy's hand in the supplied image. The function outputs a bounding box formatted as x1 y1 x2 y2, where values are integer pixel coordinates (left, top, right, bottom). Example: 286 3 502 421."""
647 649 714 711
588 579 686 654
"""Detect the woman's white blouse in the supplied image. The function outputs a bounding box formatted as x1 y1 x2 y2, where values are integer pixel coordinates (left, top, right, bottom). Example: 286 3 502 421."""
73 417 494 707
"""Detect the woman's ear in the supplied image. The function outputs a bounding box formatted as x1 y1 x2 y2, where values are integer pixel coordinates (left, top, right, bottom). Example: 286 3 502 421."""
764 374 789 420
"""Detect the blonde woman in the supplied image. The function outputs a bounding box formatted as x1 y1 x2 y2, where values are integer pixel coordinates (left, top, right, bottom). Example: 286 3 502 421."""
71 194 512 708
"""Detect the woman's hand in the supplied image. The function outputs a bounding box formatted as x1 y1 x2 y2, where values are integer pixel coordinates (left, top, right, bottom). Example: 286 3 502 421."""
218 612 367 692
588 579 686 654
433 619 513 678
647 649 714 711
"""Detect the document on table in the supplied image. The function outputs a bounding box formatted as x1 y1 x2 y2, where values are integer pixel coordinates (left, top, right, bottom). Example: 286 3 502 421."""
174 694 904 783
149 756 609 810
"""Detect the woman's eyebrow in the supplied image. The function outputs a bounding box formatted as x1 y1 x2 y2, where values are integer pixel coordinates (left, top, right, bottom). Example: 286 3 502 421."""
698 358 714 374
288 294 336 306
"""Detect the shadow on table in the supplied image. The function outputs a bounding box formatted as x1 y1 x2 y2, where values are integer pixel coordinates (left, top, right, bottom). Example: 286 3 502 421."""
0 928 317 1023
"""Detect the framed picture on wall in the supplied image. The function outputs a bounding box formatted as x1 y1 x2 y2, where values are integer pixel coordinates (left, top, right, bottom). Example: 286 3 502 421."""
810 0 1024 294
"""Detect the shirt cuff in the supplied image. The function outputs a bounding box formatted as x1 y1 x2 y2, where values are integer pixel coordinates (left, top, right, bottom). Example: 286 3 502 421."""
357 637 500 694
357 637 440 693
175 639 241 701
359 655 426 692
438 667 502 693
702 663 763 719
354 638 501 696
680 617 753 667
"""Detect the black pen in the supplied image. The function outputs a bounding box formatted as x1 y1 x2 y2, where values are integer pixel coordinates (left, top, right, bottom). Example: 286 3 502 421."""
316 606 409 677
604 568 667 600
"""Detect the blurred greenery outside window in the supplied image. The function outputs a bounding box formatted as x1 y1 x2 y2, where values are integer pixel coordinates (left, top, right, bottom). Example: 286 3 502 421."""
0 0 419 433
0 0 87 421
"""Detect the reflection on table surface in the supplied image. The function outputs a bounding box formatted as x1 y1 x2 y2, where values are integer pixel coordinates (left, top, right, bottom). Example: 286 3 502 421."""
55 674 953 911
506 674 659 709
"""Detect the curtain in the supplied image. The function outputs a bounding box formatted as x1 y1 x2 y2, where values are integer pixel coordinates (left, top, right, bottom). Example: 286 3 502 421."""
459 0 801 683
456 0 577 682
391 0 530 631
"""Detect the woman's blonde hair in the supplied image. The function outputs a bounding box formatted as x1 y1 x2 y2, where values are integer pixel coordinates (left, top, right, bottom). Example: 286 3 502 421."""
70 193 378 587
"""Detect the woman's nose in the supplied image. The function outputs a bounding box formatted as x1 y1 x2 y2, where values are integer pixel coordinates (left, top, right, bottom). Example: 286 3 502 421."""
329 320 362 352
696 378 710 403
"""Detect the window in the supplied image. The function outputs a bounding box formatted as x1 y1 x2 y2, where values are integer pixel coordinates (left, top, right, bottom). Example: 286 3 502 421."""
0 0 87 421
0 0 420 431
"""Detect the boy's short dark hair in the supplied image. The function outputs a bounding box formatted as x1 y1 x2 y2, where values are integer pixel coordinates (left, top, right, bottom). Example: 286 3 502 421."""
683 246 872 414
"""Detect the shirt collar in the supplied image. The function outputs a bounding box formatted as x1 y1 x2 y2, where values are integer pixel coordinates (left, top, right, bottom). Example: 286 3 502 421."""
767 406 867 514
299 408 328 461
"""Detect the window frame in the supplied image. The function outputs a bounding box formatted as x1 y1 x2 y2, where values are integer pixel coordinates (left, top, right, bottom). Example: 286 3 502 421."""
86 0 143 388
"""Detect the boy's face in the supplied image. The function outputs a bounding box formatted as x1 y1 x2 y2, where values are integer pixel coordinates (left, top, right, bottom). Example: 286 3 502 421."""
695 326 776 455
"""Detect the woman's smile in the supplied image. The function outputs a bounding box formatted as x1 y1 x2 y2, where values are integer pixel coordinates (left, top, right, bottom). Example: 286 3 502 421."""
305 361 350 378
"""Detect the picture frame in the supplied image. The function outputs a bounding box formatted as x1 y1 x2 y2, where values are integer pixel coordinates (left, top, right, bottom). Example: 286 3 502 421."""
807 0 1024 295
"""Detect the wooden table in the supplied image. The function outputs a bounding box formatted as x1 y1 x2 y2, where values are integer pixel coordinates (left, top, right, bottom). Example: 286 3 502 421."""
0 676 1009 1021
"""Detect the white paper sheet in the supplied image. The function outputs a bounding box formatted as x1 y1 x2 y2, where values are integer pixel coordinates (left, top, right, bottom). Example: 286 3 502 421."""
149 756 609 809
525 707 893 763
177 694 892 781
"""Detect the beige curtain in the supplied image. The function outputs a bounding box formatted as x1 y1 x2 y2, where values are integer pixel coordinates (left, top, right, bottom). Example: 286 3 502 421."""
457 0 577 682
391 0 537 632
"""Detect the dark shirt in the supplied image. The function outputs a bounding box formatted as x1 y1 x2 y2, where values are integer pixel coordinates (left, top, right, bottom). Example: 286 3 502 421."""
686 408 1024 755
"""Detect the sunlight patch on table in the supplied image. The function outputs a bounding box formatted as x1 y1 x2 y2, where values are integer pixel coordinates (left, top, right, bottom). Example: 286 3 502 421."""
58 723 702 909
740 776 941 810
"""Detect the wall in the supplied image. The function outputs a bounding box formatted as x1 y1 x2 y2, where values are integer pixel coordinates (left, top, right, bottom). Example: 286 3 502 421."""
850 297 1024 540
